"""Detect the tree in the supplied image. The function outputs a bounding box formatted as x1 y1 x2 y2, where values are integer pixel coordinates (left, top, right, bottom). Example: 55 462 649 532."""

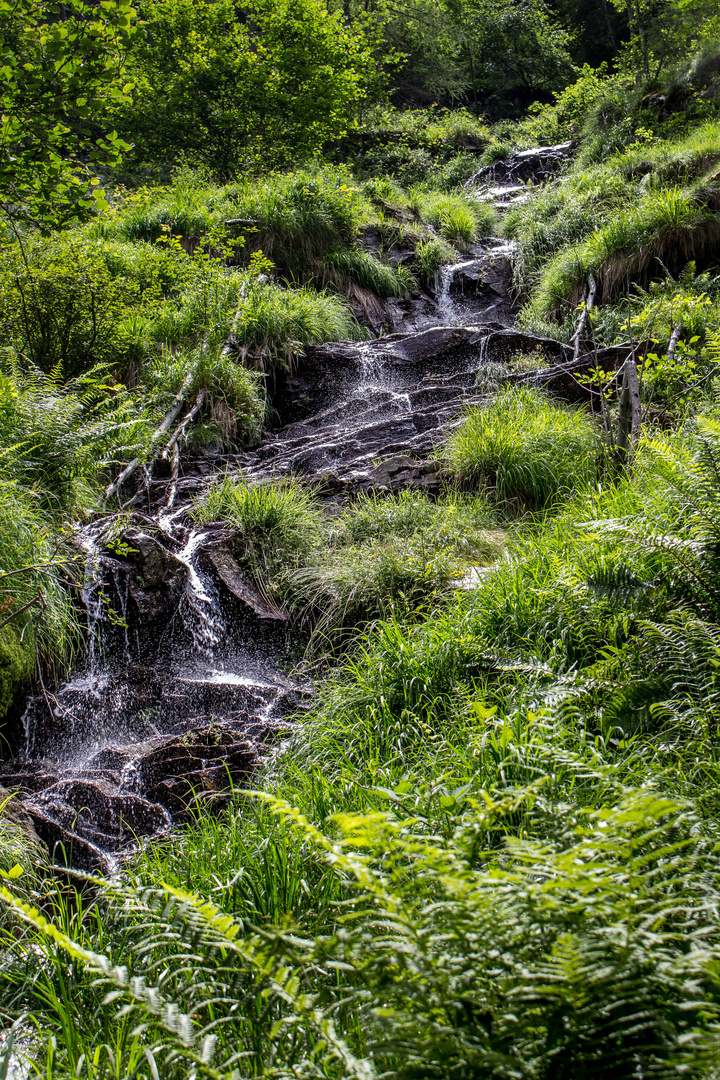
113 0 387 174
375 0 576 114
607 0 720 81
0 0 137 229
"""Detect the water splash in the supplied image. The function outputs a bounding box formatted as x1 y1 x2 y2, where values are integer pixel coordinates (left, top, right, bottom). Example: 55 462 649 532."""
437 259 485 326
176 529 225 658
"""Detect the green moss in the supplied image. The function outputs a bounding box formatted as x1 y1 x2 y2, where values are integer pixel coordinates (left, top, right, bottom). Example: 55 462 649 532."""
0 629 33 720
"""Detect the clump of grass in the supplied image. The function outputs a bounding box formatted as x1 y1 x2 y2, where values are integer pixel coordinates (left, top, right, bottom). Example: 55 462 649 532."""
223 168 367 278
145 266 244 351
410 190 495 246
192 476 326 587
506 118 720 323
320 250 413 298
442 386 599 509
529 184 720 319
414 237 457 284
100 167 228 242
291 492 504 649
230 279 367 367
192 483 504 643
147 273 365 368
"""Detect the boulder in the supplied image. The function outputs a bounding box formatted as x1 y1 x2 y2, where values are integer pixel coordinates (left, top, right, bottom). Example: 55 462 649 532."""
121 528 188 622
466 141 576 188
204 540 289 621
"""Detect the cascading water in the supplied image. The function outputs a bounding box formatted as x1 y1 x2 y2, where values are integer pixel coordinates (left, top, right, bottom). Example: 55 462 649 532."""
3 235 519 868
176 529 225 657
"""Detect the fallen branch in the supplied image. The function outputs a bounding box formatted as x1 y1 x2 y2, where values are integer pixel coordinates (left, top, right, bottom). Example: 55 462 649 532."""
162 388 207 459
104 358 202 502
667 322 685 365
616 355 641 461
571 272 597 362
0 592 42 633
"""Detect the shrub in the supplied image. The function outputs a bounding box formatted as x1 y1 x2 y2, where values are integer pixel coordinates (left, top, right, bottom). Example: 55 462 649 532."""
335 107 490 187
0 235 149 380
443 386 598 508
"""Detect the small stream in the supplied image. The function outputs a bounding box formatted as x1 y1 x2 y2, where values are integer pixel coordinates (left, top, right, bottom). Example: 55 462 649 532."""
2 238 520 869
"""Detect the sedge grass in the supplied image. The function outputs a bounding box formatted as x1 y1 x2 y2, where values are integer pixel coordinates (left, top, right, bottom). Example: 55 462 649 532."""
442 386 599 509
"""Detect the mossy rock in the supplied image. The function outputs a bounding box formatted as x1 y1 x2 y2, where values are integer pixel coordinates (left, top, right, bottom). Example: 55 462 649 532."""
0 627 33 720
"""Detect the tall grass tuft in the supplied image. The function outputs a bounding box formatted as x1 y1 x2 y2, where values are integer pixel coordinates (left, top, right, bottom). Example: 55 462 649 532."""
442 386 599 509
193 476 326 587
410 189 495 246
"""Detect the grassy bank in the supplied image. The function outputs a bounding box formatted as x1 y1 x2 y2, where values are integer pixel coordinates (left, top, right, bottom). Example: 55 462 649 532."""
6 406 720 1075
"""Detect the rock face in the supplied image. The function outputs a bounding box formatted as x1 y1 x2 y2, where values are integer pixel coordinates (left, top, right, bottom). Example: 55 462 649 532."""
466 142 576 211
238 322 579 493
240 326 489 492
466 141 576 188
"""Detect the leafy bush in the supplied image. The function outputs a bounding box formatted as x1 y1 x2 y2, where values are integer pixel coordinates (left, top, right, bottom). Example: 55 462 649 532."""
0 235 151 380
335 106 490 187
111 0 383 173
443 386 599 508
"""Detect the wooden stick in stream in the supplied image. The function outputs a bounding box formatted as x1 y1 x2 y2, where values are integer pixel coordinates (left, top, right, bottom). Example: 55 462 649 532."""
572 272 598 362
166 443 180 509
104 360 201 502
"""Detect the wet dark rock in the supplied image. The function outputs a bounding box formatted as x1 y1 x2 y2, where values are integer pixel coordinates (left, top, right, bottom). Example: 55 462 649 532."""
238 326 503 491
26 803 115 871
364 455 443 491
119 528 188 622
4 717 271 867
480 329 572 365
204 540 289 621
513 342 631 402
466 141 576 189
